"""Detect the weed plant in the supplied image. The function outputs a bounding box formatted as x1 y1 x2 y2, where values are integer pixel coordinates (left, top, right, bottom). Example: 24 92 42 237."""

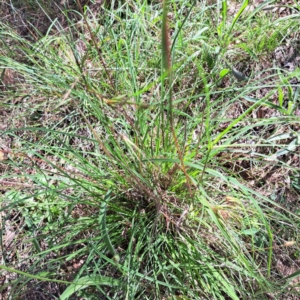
0 0 300 299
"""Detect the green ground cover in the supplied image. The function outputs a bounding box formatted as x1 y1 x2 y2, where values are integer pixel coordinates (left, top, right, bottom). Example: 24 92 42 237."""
0 0 300 299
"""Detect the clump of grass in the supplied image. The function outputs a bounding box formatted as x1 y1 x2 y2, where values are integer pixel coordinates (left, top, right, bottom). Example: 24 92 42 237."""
1 0 300 299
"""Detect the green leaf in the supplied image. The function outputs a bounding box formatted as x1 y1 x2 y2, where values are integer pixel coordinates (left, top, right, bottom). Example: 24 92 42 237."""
283 269 300 282
220 68 230 79
243 96 289 115
60 275 122 300
278 86 283 107
242 228 260 236
228 0 249 35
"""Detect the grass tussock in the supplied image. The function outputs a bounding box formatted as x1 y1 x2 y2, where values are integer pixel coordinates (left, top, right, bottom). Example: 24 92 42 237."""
1 0 300 299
